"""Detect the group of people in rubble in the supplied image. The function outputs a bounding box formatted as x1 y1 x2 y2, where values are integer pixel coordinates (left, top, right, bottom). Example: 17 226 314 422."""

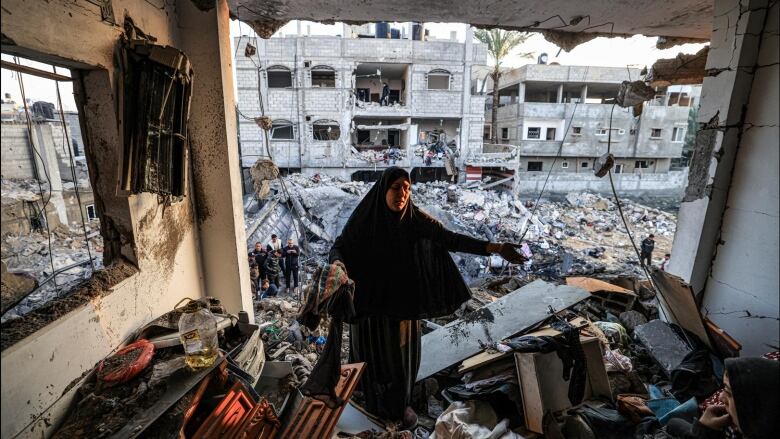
247 234 300 299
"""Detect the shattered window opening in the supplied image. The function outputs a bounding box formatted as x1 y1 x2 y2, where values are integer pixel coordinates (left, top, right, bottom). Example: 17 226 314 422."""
312 120 340 140
1 55 104 327
501 127 509 140
270 120 295 140
650 128 663 138
267 66 293 88
119 39 193 198
427 69 451 90
311 66 336 88
572 126 582 135
527 161 543 171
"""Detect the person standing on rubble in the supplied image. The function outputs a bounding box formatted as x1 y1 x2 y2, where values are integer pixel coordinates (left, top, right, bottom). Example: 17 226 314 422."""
283 238 300 294
640 234 655 267
264 249 284 288
380 82 390 106
251 242 268 283
328 166 527 429
267 234 283 253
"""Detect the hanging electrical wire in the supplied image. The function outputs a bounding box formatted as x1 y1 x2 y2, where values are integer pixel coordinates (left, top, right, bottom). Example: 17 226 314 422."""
603 102 695 347
53 65 95 272
15 56 58 287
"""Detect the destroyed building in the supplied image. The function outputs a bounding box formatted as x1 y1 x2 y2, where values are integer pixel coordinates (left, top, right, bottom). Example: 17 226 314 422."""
234 25 487 182
473 65 701 196
0 0 777 438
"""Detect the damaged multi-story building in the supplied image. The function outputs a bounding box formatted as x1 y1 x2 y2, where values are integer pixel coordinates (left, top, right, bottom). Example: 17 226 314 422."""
0 0 777 437
472 65 701 196
234 23 488 182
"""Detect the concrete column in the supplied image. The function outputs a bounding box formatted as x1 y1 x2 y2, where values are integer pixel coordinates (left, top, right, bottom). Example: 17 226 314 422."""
667 0 775 354
459 26 474 157
580 84 588 103
178 0 254 320
556 84 563 103
517 83 525 103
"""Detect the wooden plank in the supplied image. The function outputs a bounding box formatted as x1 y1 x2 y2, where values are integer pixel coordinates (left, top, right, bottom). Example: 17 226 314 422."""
458 316 590 374
417 280 590 381
566 277 636 295
651 270 711 348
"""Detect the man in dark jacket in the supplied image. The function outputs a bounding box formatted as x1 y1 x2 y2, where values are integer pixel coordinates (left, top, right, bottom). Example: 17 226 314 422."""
251 242 268 280
264 249 284 288
283 238 300 293
380 83 390 106
640 234 655 267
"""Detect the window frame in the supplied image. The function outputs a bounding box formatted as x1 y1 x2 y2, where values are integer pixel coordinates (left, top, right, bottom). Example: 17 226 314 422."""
267 65 293 89
671 127 685 142
270 120 296 140
650 128 663 139
527 127 541 139
86 204 98 221
311 120 341 141
561 161 569 169
311 65 336 88
572 126 582 135
527 161 543 171
426 69 451 90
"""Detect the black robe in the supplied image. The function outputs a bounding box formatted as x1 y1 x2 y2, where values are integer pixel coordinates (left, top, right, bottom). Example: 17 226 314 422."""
328 167 490 421
329 167 489 320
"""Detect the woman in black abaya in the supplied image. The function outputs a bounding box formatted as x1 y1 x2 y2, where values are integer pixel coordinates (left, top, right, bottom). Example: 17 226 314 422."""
329 167 525 428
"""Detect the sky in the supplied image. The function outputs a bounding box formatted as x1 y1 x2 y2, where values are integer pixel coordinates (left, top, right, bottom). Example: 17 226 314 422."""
0 21 706 113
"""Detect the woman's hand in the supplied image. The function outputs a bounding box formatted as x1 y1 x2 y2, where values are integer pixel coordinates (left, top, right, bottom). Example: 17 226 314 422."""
699 405 731 431
487 243 528 264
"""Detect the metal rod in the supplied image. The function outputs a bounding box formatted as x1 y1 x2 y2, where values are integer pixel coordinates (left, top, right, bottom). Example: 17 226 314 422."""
1 60 72 82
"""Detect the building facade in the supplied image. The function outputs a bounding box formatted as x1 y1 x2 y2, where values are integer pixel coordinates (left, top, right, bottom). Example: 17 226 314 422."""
234 28 487 181
474 65 700 195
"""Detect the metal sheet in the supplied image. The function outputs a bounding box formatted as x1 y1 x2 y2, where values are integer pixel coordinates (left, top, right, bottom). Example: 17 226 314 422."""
416 279 590 381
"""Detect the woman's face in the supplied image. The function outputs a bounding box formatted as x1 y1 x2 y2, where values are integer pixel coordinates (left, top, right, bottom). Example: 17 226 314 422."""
385 176 411 212
720 374 740 430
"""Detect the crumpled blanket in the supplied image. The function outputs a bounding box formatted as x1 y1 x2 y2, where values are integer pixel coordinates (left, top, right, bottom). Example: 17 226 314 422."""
298 263 356 408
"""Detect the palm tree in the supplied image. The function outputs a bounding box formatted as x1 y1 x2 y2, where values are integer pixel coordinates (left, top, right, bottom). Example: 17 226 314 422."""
475 29 533 144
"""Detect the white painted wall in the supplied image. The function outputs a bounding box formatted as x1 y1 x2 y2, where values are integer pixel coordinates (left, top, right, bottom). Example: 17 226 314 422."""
521 118 566 141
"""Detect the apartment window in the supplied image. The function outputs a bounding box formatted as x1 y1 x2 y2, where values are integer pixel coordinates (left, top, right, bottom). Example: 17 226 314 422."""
267 66 293 88
635 160 649 169
561 161 569 169
572 126 582 135
427 69 451 90
614 164 624 174
546 127 556 140
311 66 336 87
270 120 295 140
650 128 662 138
120 40 192 197
356 130 371 144
672 127 685 142
86 204 98 221
581 161 589 168
483 124 492 141
501 127 509 140
527 127 541 139
595 128 608 136
527 161 543 171
312 120 340 140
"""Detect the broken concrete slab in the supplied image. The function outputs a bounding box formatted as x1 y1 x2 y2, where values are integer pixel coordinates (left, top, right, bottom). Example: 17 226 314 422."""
416 279 590 381
634 320 692 377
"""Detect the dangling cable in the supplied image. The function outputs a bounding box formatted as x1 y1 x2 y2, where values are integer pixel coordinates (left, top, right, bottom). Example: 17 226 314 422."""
53 66 95 272
15 56 58 287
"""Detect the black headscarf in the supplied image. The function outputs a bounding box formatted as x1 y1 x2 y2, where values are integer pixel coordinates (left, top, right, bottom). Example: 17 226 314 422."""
329 167 483 319
724 357 779 438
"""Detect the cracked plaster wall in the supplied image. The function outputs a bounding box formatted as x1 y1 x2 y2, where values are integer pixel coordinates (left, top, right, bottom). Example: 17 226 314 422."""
0 0 249 437
667 0 778 355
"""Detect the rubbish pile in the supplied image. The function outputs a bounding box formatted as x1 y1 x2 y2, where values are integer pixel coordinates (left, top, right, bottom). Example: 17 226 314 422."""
260 173 676 286
238 270 761 438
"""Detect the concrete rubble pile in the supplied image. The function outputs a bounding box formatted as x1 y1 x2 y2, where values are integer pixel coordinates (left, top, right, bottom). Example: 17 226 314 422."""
1 179 103 323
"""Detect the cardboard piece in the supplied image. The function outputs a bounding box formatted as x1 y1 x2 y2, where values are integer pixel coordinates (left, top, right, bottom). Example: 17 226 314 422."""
650 270 711 348
515 336 611 434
